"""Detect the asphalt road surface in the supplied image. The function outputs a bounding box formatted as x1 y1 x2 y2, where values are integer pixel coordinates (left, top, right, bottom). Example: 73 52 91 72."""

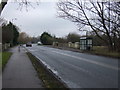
26 44 119 88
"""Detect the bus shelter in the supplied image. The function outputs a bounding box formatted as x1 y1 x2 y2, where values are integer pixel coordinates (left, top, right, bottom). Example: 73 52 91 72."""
80 37 93 50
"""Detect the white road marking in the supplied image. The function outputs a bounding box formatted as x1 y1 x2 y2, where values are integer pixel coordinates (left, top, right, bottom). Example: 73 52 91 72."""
52 51 119 71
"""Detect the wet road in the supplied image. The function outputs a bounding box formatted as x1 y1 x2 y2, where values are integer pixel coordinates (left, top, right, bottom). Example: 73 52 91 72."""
26 44 119 88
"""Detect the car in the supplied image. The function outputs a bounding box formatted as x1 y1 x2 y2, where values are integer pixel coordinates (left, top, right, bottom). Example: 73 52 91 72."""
26 42 32 47
37 41 42 45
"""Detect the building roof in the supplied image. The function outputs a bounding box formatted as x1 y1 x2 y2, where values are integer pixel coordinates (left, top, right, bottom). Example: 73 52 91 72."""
80 37 92 40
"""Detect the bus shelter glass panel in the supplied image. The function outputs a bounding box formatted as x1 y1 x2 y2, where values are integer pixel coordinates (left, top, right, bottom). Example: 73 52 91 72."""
80 37 93 50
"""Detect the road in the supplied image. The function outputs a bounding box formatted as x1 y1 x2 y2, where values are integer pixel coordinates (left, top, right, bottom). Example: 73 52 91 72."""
26 44 119 88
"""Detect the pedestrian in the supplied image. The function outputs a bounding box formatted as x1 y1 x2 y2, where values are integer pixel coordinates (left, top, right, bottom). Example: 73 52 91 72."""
18 45 21 52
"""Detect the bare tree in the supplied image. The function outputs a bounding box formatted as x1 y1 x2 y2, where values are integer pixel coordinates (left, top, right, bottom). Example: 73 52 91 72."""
57 0 120 51
0 0 40 13
108 2 120 51
18 32 32 44
67 33 80 43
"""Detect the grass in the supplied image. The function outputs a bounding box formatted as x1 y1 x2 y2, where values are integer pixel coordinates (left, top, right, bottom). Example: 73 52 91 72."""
27 52 69 89
0 53 2 70
89 46 120 58
2 52 12 70
50 45 120 59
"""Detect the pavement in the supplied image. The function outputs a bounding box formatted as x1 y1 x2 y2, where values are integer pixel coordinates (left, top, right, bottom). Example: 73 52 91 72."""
26 44 119 88
2 46 43 88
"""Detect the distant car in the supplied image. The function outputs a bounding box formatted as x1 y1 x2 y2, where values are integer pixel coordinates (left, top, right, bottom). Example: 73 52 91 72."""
26 42 32 47
37 42 42 45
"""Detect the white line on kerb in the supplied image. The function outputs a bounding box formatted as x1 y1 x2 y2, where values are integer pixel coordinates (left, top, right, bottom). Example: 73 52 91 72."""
52 51 119 71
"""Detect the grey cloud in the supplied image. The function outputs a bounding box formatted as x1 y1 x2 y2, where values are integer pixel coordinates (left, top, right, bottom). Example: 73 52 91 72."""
1 1 78 37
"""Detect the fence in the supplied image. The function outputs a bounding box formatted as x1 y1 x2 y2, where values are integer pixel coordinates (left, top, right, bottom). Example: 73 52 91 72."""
53 42 80 49
2 43 11 51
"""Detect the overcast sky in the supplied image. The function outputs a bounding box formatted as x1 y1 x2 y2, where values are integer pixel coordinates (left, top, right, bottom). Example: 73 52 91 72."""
1 0 82 37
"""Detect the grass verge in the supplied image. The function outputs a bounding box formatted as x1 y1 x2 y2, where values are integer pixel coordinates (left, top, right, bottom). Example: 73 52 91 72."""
27 52 69 89
48 45 120 59
88 46 120 59
2 52 12 70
